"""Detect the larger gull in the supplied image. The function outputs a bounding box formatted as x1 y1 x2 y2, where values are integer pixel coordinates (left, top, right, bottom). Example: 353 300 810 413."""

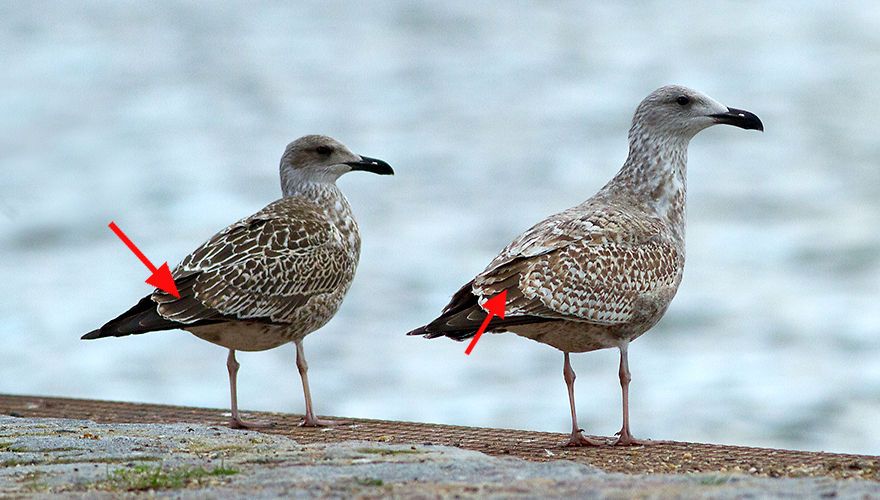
84 135 393 428
408 85 762 446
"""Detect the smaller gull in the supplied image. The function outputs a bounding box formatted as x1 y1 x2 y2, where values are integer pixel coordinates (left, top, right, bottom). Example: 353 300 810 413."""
408 85 762 446
84 135 393 428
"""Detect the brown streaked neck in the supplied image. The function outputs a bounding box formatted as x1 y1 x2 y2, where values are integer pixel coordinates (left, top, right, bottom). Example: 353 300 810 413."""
600 128 689 241
281 176 360 252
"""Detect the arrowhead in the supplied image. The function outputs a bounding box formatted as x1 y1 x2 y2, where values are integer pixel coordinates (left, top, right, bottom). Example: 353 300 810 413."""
146 262 180 298
482 290 508 319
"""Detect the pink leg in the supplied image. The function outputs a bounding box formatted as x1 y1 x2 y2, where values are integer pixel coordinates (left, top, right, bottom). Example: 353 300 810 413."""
226 349 273 429
612 343 651 446
296 341 341 427
563 352 604 447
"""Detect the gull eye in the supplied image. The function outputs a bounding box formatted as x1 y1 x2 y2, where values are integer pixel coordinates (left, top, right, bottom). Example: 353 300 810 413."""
676 95 691 106
315 145 334 156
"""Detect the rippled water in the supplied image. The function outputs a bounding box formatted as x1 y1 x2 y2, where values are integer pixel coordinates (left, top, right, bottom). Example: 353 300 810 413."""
2 1 879 454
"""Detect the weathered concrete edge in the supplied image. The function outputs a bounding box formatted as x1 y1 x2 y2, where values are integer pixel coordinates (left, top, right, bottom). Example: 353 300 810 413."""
1 416 879 499
2 393 879 483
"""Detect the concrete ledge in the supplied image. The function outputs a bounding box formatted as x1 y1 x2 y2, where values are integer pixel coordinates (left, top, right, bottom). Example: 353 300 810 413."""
1 394 878 497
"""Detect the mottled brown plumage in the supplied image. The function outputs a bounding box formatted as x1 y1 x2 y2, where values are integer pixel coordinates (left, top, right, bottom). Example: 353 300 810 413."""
84 135 393 428
409 85 763 446
153 195 361 351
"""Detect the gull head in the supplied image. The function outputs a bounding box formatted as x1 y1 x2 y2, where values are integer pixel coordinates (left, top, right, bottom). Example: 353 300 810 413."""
631 85 763 142
280 135 394 188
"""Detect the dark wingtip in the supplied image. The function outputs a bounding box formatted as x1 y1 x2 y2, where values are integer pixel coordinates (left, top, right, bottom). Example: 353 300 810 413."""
406 324 456 340
405 325 429 337
81 329 102 340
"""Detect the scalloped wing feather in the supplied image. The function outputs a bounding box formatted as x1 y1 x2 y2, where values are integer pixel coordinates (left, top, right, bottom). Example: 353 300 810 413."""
152 198 356 325
473 204 682 326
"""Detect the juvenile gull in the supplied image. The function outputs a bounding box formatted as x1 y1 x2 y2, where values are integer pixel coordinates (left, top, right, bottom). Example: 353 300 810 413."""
408 86 762 446
84 135 393 428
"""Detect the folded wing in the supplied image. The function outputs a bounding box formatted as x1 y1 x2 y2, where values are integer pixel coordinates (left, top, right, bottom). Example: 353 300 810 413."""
83 198 354 339
408 204 681 339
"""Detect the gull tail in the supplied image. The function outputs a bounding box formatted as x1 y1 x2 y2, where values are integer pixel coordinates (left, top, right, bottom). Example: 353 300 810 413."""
406 281 482 340
406 280 551 340
82 295 183 340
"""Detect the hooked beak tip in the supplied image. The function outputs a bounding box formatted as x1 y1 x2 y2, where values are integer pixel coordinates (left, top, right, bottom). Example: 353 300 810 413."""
345 155 394 175
711 107 764 132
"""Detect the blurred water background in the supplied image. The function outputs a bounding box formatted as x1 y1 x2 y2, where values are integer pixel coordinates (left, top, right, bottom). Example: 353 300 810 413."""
2 1 879 454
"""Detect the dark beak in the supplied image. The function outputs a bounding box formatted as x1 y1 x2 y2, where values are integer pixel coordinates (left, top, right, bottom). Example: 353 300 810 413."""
344 155 394 175
709 107 764 131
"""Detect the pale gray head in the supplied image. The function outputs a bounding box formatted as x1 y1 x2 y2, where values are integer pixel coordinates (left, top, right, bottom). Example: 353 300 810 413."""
279 135 393 191
630 85 763 142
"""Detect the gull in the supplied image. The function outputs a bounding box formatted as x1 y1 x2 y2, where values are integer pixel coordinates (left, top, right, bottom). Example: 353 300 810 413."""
84 135 393 428
408 85 762 446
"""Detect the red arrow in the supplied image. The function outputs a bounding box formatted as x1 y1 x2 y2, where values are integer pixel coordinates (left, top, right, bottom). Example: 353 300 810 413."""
464 290 508 355
108 221 180 298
